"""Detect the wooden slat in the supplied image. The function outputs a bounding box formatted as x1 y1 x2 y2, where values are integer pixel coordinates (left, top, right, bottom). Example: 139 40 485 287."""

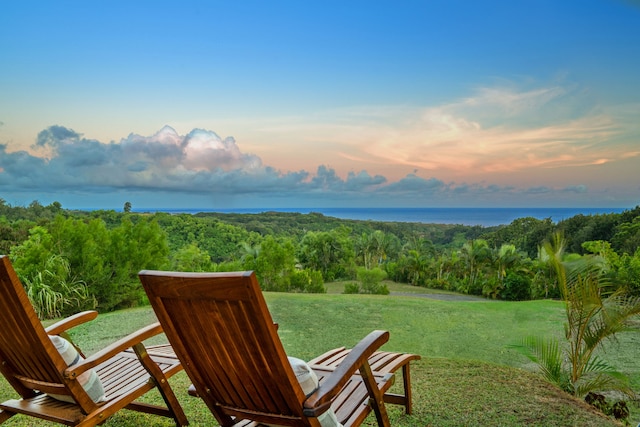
0 394 85 426
309 348 421 414
312 365 394 426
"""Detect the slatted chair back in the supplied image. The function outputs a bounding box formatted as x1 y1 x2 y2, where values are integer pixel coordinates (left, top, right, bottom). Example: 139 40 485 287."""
0 256 96 412
139 270 318 427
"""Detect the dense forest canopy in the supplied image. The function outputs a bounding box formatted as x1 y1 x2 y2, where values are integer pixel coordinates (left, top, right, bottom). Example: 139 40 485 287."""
1 198 639 318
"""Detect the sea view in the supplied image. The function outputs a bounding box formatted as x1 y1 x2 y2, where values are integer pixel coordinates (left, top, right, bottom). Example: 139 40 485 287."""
147 207 629 227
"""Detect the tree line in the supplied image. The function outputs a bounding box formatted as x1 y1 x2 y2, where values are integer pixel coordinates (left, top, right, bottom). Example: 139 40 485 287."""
1 199 639 318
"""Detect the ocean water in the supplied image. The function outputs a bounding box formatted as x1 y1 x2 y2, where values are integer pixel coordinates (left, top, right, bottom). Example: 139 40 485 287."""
150 207 628 227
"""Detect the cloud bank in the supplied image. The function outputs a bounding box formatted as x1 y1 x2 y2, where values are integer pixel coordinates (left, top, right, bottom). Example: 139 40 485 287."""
0 122 618 209
1 125 389 201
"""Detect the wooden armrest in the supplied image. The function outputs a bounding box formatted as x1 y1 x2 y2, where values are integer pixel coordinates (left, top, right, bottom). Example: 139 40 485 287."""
45 311 99 335
303 330 389 415
64 323 163 379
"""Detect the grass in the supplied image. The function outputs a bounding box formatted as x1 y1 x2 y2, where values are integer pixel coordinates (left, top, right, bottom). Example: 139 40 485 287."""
2 289 639 426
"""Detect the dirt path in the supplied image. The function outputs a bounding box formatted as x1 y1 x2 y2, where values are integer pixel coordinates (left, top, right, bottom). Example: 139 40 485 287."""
391 292 495 302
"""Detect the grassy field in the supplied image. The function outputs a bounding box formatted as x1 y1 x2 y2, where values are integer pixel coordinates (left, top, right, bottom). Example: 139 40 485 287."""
2 286 639 426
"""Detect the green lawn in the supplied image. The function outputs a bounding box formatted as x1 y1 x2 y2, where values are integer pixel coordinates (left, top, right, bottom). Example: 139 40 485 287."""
2 290 638 426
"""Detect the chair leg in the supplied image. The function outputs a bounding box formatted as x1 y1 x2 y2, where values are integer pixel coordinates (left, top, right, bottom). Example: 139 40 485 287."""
359 362 391 427
0 408 16 424
155 378 189 427
401 364 413 415
132 343 189 426
380 363 414 414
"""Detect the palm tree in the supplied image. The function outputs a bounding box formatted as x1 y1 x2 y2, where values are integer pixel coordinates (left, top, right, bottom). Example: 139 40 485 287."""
405 250 428 286
494 244 520 283
515 234 640 399
536 232 566 298
459 239 492 293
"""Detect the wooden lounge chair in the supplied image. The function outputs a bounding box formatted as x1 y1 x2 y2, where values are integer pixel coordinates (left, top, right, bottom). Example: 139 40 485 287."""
139 269 418 427
0 255 188 426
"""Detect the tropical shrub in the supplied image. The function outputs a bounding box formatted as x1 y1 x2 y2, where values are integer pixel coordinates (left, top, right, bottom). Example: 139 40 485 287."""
425 278 450 290
343 282 361 294
482 277 502 299
514 235 640 402
289 269 325 293
356 267 389 295
20 255 96 319
501 272 532 301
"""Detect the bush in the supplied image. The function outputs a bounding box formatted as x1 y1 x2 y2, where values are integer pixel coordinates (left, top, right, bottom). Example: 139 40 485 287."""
357 267 389 295
20 255 96 319
343 282 360 294
482 277 502 299
290 269 326 293
502 272 532 301
425 278 450 290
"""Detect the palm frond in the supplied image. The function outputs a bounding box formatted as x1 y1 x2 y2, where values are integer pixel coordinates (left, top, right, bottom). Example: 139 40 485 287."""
511 336 566 390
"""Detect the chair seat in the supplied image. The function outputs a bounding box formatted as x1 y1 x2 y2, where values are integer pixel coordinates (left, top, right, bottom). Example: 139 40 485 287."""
1 394 85 425
1 344 182 425
188 365 394 427
312 365 395 426
309 348 420 414
105 344 183 399
309 348 419 374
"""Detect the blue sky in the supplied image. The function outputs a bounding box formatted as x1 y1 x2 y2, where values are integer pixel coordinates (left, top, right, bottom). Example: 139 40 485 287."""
1 0 639 210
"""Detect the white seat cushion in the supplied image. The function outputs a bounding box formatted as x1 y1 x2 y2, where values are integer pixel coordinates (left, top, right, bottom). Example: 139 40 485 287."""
287 357 342 427
48 335 106 403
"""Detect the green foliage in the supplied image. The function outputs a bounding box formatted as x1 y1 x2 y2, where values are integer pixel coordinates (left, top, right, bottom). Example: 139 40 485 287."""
342 282 361 294
355 230 400 269
425 278 452 290
171 243 214 272
482 277 502 299
513 335 571 391
248 235 296 292
9 226 55 278
156 212 259 263
214 260 245 272
502 272 532 301
486 217 555 258
612 216 640 255
402 250 429 286
20 254 96 319
356 266 389 294
10 215 170 311
4 202 640 307
559 213 622 255
0 217 33 255
289 269 325 293
616 249 640 295
297 228 355 281
90 216 169 310
458 239 493 294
